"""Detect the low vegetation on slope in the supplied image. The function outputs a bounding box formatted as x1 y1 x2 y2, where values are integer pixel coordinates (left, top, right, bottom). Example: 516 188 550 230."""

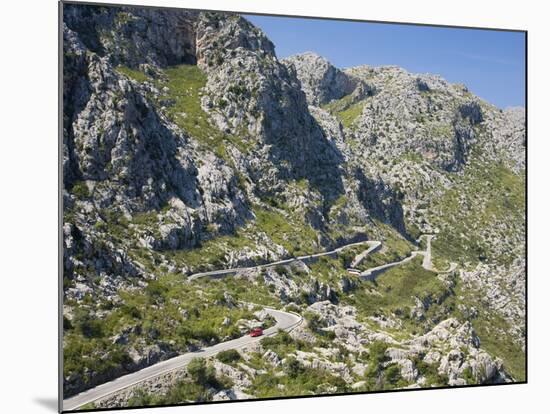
160 65 254 157
323 94 366 128
450 280 526 381
431 161 525 267
127 358 233 406
345 257 451 336
63 275 275 391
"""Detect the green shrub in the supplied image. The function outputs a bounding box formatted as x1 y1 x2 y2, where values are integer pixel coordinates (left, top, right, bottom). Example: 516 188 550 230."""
414 357 448 386
216 349 241 364
362 341 390 389
145 280 169 302
116 65 148 83
119 304 141 319
368 341 389 365
63 316 72 330
253 206 318 256
461 366 476 385
283 356 304 378
162 380 211 403
63 276 72 290
187 358 220 388
384 363 402 385
71 181 90 198
261 330 293 352
305 311 336 339
324 330 336 340
305 311 322 332
187 358 212 385
127 389 157 407
72 308 103 338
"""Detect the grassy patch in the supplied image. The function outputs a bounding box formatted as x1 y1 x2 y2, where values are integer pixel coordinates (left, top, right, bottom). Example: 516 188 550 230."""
156 65 253 159
360 228 414 269
472 315 525 381
431 162 525 266
323 94 366 128
308 256 348 287
166 233 255 272
116 65 148 83
252 206 318 257
345 257 449 337
427 122 454 141
337 101 365 128
402 151 424 164
451 281 525 381
79 402 97 410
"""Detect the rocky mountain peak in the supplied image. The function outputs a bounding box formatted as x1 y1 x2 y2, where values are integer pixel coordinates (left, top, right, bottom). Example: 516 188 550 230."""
282 52 359 106
196 12 276 69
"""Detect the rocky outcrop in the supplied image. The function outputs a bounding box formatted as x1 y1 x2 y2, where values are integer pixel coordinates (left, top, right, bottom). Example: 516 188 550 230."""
408 318 511 385
196 19 346 200
460 260 526 348
283 52 359 106
303 302 512 387
64 5 198 68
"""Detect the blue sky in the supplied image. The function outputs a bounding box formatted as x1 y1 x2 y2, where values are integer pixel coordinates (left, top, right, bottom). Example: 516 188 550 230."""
244 15 525 109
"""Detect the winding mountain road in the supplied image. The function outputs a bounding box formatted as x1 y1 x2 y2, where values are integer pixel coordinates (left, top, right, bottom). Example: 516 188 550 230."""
358 234 435 279
63 308 302 411
188 239 376 281
189 235 442 282
350 241 382 268
63 234 451 410
421 234 434 271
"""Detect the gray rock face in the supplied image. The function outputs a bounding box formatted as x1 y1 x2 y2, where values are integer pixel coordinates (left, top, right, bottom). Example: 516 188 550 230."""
62 5 418 306
283 52 358 106
459 101 484 125
408 318 511 385
196 22 346 199
64 5 198 67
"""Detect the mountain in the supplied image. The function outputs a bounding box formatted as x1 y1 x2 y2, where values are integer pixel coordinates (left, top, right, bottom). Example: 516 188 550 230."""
62 4 525 407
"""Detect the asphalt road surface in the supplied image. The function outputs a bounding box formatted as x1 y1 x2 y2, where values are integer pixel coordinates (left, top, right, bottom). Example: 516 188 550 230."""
350 241 382 268
63 307 302 411
421 234 434 271
359 234 436 279
64 234 448 410
188 240 374 281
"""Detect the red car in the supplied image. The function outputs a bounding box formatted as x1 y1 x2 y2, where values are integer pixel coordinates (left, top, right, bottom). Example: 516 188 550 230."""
250 327 263 337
